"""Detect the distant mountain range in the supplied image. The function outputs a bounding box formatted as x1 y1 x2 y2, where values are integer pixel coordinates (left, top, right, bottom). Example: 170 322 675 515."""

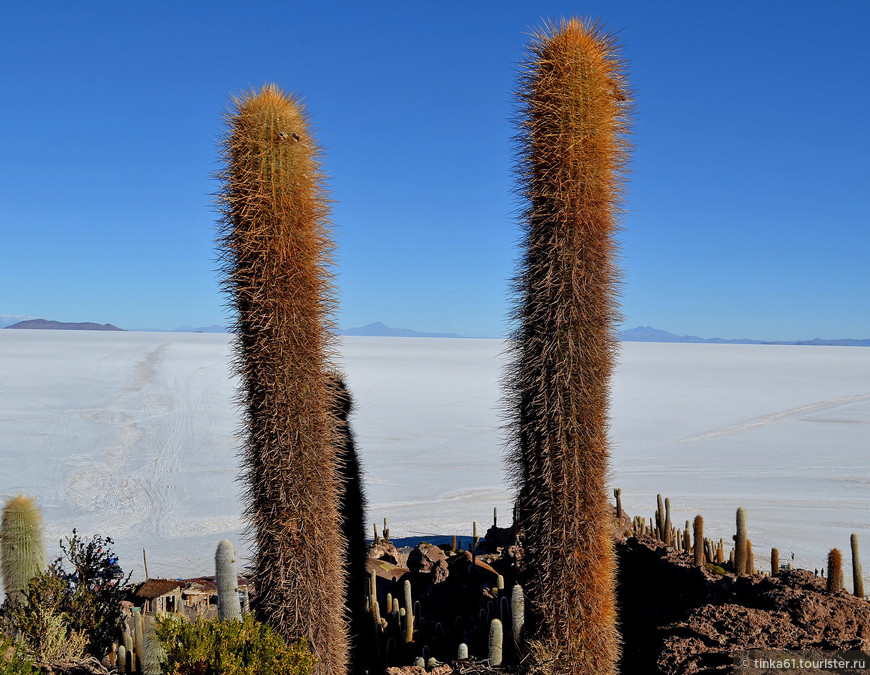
619 326 870 348
3 317 868 346
337 322 464 338
4 319 123 331
171 325 229 334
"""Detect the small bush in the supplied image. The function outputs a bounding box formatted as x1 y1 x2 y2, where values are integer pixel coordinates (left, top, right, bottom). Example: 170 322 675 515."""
155 613 316 675
0 530 128 664
0 638 36 675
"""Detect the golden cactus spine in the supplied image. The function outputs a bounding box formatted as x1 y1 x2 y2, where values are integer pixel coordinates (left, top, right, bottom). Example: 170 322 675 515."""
217 84 347 675
507 18 630 675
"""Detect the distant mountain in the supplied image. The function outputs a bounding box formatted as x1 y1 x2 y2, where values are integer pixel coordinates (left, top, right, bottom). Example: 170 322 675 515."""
619 326 870 347
618 326 763 345
0 315 37 329
338 322 464 338
5 319 124 331
173 325 229 333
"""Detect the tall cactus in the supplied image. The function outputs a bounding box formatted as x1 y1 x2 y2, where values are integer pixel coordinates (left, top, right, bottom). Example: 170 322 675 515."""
506 18 630 675
851 534 864 598
215 540 242 621
217 84 347 674
828 548 843 593
327 373 375 673
692 516 704 567
735 507 748 576
1 494 46 602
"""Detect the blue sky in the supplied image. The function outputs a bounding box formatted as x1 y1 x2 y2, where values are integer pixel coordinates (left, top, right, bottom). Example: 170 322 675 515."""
1 2 868 341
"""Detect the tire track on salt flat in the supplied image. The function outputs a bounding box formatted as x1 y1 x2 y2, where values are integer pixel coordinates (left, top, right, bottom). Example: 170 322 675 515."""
679 392 870 443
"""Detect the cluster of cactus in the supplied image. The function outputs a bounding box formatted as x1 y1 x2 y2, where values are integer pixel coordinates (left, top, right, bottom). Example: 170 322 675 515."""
626 494 870 597
117 608 150 674
365 558 526 668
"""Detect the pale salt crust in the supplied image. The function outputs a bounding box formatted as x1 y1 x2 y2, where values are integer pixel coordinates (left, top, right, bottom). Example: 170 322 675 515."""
0 331 868 591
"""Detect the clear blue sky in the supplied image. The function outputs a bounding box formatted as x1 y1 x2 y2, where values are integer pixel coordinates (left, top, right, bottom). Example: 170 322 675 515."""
1 1 868 341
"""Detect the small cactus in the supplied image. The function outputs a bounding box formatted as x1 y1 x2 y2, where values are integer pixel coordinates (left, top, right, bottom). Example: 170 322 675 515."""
133 608 145 671
1 495 46 602
735 507 748 575
692 517 703 566
117 645 127 674
216 540 242 621
747 539 755 575
664 498 672 547
851 534 864 598
511 583 524 646
655 494 665 540
457 643 469 660
771 547 779 576
403 579 414 643
613 488 622 518
828 548 843 593
488 618 503 666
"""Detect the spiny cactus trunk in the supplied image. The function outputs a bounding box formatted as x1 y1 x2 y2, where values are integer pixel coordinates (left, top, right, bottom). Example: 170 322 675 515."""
828 548 843 593
1 494 46 602
328 373 376 674
692 516 704 567
735 507 748 576
218 85 347 675
508 18 630 675
215 540 242 621
851 534 864 598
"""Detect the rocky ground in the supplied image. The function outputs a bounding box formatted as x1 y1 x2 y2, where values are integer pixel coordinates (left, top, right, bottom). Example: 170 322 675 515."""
368 519 870 674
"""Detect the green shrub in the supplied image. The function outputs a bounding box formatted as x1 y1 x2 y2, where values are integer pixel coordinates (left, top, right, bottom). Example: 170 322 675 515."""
0 569 87 664
51 530 129 657
0 638 36 675
0 530 128 662
155 613 316 675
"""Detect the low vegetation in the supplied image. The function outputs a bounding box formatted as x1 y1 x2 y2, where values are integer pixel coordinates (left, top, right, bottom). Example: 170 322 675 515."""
154 614 316 675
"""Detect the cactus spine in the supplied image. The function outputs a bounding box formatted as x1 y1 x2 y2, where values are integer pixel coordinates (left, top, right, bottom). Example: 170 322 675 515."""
488 619 504 666
215 540 242 621
1 495 46 602
851 534 864 598
692 516 704 567
218 85 347 674
735 507 748 575
507 19 629 672
828 548 843 592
